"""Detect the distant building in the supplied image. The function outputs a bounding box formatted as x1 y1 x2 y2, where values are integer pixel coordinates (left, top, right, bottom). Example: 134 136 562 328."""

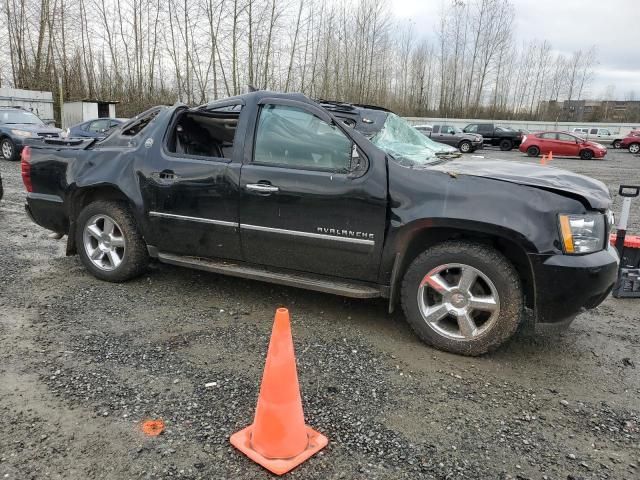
0 87 55 123
62 99 119 129
559 100 601 121
537 99 640 122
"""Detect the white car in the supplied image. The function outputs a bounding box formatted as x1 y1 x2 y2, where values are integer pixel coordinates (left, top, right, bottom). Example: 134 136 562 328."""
572 127 625 148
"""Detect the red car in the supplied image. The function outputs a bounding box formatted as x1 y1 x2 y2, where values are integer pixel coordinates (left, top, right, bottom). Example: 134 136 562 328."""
519 131 607 160
621 133 640 154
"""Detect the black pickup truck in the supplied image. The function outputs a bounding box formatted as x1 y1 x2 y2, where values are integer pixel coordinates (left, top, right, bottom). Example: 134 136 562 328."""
463 123 522 151
21 91 619 355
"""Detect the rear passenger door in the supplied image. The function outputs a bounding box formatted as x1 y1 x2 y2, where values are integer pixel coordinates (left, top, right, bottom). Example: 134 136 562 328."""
142 104 243 260
238 99 387 282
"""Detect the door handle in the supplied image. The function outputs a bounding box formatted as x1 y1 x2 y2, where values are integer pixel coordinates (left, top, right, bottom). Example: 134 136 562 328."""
246 183 279 193
151 170 178 184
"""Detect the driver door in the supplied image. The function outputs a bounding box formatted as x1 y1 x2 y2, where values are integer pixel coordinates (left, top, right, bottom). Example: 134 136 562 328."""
238 99 387 282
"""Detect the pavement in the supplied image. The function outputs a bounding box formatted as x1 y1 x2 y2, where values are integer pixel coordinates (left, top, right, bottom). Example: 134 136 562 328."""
0 148 638 479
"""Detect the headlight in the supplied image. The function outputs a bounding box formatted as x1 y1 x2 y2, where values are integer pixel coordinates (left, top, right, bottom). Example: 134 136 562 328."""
11 129 32 138
558 214 605 254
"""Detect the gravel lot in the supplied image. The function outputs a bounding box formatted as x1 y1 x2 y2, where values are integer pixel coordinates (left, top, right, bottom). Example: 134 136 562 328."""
1 148 639 480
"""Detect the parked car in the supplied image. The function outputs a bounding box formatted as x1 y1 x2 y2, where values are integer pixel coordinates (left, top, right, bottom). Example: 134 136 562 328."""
571 127 625 148
462 123 522 151
22 92 618 356
317 101 461 158
414 124 433 134
0 107 62 161
66 118 128 139
418 124 483 153
519 131 607 160
621 134 640 154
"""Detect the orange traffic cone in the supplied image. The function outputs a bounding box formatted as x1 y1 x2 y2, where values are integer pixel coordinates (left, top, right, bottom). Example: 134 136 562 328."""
230 308 328 475
548 150 553 162
540 153 547 165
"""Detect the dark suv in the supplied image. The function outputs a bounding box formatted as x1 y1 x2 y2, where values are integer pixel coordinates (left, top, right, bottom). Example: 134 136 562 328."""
463 123 522 151
0 107 62 161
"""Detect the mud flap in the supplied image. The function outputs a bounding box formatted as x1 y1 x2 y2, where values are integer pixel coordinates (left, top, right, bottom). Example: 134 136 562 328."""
66 219 77 256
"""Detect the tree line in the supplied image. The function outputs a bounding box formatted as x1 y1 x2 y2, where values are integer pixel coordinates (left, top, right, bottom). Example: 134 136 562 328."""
1 0 618 123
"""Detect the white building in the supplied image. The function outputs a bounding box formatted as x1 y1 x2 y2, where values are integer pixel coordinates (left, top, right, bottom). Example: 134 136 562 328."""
0 87 55 123
62 100 119 128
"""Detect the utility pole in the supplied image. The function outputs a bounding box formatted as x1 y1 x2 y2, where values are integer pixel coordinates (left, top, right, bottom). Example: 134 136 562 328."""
58 77 64 128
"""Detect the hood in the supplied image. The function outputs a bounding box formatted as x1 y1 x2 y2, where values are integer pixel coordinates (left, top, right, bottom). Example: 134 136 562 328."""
431 159 611 210
9 123 62 136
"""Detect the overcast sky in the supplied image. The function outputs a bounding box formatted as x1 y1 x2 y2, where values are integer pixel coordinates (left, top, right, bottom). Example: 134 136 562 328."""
390 0 639 99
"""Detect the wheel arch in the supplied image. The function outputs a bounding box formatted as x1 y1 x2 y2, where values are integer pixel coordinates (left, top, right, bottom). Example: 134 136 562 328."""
66 184 139 255
388 224 535 314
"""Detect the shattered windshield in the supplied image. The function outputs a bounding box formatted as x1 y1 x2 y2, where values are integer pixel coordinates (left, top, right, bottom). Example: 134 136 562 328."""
371 113 456 166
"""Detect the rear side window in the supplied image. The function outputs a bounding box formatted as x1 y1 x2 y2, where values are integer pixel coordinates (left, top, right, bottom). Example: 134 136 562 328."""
166 107 241 160
254 104 352 172
590 128 598 135
121 108 161 136
539 133 556 139
432 125 440 133
478 124 492 133
89 119 111 132
558 133 577 142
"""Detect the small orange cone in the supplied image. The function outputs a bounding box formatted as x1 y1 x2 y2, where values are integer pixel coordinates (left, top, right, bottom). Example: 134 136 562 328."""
548 150 553 162
230 308 328 475
540 153 547 165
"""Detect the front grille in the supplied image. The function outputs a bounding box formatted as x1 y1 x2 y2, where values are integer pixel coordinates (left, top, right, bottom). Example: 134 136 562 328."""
37 133 59 138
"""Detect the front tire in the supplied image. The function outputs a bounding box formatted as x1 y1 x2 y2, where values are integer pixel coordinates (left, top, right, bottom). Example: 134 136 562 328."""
76 200 149 282
629 143 640 154
459 140 472 153
526 146 540 157
499 139 513 151
400 241 522 356
1 138 18 161
580 149 594 160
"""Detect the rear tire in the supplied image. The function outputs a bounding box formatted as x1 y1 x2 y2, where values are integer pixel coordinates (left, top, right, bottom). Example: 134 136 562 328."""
629 143 640 154
612 140 622 149
76 200 149 282
400 241 523 356
580 149 594 160
499 139 513 151
459 140 472 153
1 138 18 161
526 146 540 157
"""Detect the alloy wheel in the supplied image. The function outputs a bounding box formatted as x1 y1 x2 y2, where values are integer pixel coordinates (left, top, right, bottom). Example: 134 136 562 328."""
630 144 640 154
416 263 500 340
1 140 13 159
82 214 126 271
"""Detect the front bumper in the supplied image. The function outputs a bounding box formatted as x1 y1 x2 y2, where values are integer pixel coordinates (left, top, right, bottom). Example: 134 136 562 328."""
529 243 619 325
595 149 607 158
